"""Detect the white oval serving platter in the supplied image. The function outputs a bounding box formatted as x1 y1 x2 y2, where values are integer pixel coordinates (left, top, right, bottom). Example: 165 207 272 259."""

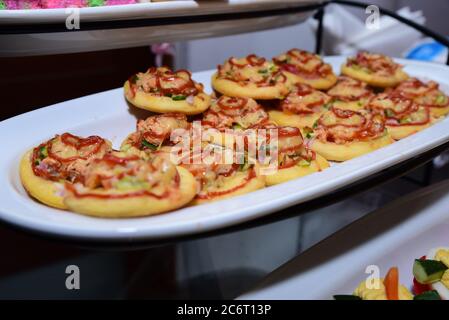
1 56 449 242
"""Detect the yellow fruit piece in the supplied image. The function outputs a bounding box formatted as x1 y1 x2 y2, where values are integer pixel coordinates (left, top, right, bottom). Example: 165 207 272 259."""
435 249 449 268
353 278 413 300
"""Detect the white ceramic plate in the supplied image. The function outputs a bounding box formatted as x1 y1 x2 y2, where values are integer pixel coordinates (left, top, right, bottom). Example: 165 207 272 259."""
1 56 449 242
239 179 449 300
0 1 311 24
0 0 316 56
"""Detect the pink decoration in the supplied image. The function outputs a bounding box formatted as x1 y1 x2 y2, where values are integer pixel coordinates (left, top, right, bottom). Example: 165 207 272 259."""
151 43 175 67
4 0 137 9
6 0 42 9
40 0 87 8
106 0 137 5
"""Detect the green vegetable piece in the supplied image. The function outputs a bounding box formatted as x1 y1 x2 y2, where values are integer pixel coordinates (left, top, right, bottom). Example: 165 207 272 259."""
413 259 448 284
333 295 362 300
436 94 447 105
172 95 187 101
39 146 48 160
298 159 311 167
258 69 268 74
141 139 158 151
116 176 149 191
312 120 319 129
384 109 395 118
414 290 441 300
269 64 278 72
400 117 412 124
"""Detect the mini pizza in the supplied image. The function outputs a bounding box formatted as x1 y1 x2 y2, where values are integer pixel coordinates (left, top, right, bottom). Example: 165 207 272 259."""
326 76 374 110
367 92 432 140
121 113 190 158
170 143 266 205
273 49 337 90
341 52 408 88
200 95 269 148
20 133 112 209
268 83 332 129
202 96 269 130
64 152 196 217
250 123 329 186
392 77 449 118
211 54 290 100
308 107 394 161
124 66 211 115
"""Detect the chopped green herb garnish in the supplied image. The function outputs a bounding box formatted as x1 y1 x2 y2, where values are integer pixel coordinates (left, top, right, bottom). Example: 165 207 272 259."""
232 123 243 130
303 127 314 139
269 64 278 72
357 101 363 107
400 117 412 124
172 95 186 101
436 94 447 105
164 93 173 98
312 120 319 129
384 109 395 118
323 103 331 110
298 159 311 167
239 158 250 171
130 74 139 84
141 139 158 150
39 146 48 160
258 69 268 74
116 176 149 191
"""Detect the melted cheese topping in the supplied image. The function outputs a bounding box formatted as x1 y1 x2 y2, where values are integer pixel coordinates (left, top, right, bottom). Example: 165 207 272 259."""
178 143 251 197
129 66 203 98
327 76 372 102
394 78 449 108
346 52 402 77
274 49 333 78
32 133 111 183
315 108 386 144
368 93 430 126
217 54 287 87
202 96 268 130
135 113 190 149
78 152 179 197
280 84 331 114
